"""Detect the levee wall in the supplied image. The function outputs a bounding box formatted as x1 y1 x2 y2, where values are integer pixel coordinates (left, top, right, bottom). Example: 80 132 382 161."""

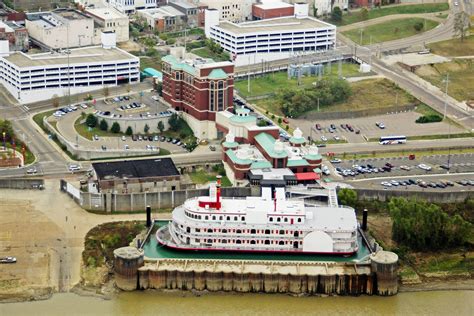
0 178 44 189
78 187 253 212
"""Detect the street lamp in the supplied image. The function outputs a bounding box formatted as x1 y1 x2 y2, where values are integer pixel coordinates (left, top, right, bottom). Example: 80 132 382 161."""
443 73 450 120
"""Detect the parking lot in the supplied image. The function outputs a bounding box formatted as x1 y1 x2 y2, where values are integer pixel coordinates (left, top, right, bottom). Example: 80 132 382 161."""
94 91 170 118
330 153 474 179
292 111 465 144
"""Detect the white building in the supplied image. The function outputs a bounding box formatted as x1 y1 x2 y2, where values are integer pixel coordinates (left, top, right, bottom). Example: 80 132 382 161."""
200 0 254 22
109 0 160 14
73 0 107 9
206 10 336 66
85 7 130 42
0 34 140 104
25 10 98 49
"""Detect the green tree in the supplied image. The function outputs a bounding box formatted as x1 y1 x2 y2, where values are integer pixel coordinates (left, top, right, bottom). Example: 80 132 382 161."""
99 119 108 131
454 11 470 42
257 120 268 127
360 8 369 21
337 188 357 207
86 114 97 128
168 113 180 131
156 81 163 96
277 117 282 124
157 121 165 133
125 126 133 136
331 6 342 23
413 21 424 32
110 122 121 133
144 124 150 134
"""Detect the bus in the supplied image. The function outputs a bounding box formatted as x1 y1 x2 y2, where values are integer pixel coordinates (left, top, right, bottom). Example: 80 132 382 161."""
379 135 407 145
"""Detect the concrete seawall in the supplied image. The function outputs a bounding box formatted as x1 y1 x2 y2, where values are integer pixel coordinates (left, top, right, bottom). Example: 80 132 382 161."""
354 188 474 203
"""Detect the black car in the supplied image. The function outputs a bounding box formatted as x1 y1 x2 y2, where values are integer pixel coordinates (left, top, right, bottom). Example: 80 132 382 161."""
330 124 336 129
132 135 138 141
160 136 166 142
382 166 392 172
440 164 450 170
408 179 416 185
367 164 374 169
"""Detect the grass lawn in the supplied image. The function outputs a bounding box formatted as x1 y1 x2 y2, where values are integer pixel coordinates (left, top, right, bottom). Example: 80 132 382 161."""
253 78 416 117
189 169 232 187
414 103 443 116
415 59 474 101
342 18 439 45
235 63 361 99
337 3 449 25
139 56 162 71
33 110 56 131
415 253 474 275
74 117 124 140
191 47 230 62
428 36 474 57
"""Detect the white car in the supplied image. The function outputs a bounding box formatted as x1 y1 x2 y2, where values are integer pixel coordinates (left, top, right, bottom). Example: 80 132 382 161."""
69 164 81 172
390 180 399 186
333 135 340 141
418 163 432 171
26 168 37 174
69 105 78 111
53 111 64 117
124 144 129 150
80 104 88 109
330 158 342 164
121 135 126 141
321 135 328 142
152 95 159 101
381 181 392 187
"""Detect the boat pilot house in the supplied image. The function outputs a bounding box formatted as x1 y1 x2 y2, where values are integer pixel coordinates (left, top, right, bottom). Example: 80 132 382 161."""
91 158 184 193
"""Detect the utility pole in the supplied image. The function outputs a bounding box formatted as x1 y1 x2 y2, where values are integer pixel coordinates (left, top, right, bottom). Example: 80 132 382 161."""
67 23 71 108
443 73 450 120
359 29 364 46
247 55 251 93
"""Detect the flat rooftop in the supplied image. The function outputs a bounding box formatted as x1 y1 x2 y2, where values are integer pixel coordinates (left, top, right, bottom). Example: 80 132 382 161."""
215 16 333 35
86 7 127 20
93 158 180 180
140 6 185 18
254 2 293 10
3 46 136 68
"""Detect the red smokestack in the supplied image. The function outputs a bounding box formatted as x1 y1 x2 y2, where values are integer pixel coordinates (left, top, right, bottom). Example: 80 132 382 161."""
216 175 222 210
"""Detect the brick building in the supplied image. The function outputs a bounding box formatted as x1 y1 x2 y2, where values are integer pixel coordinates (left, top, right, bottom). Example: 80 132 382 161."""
252 1 294 20
0 21 28 51
161 55 234 139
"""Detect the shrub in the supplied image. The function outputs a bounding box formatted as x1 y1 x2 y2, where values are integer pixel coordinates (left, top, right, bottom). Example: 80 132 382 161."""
331 6 342 22
337 188 357 207
414 21 424 32
144 124 150 134
110 122 121 133
416 114 442 123
99 119 108 131
86 114 97 128
126 126 133 136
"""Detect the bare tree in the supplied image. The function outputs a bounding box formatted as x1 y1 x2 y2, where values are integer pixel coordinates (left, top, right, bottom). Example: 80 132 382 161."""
454 11 471 42
52 94 59 108
103 86 110 98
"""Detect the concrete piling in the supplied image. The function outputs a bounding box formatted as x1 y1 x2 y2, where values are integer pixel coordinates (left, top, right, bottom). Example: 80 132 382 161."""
370 251 399 296
113 247 144 291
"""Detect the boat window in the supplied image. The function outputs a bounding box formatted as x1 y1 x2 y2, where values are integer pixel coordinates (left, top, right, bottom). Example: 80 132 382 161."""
250 229 256 234
196 228 200 232
222 229 227 233
279 230 285 235
195 239 200 243
222 239 227 244
250 240 256 244
284 218 288 222
236 240 241 244
212 216 216 220
234 216 238 221
237 229 242 234
264 240 270 245
269 217 273 222
207 239 212 243
227 216 230 221
219 216 223 220
207 228 212 233
277 217 281 222
297 218 302 223
241 217 245 221
279 241 284 245
205 216 209 220
265 229 270 234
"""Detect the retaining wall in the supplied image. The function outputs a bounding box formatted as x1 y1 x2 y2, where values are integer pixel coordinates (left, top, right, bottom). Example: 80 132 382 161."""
354 188 474 203
300 104 417 121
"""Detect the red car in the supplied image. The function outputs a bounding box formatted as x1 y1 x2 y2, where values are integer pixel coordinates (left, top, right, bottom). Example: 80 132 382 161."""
315 123 322 130
283 118 289 124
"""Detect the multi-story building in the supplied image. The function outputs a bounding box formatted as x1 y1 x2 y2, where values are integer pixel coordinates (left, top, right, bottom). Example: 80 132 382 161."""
85 7 130 42
161 55 234 139
168 1 199 28
108 0 163 14
200 0 254 23
0 21 28 51
252 1 294 20
0 33 140 104
314 0 348 16
206 9 336 66
25 9 97 49
137 6 187 32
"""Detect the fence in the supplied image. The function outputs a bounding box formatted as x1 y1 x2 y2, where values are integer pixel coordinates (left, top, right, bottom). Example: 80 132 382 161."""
0 178 44 189
354 188 473 203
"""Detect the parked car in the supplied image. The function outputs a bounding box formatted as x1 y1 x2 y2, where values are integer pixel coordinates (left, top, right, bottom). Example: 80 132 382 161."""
333 135 340 141
315 124 322 130
80 104 88 109
124 144 129 150
209 145 216 151
440 164 450 170
418 163 432 171
69 164 81 172
26 168 37 174
121 136 126 141
330 158 342 163
93 135 99 141
283 118 289 124
321 135 327 142
0 256 16 264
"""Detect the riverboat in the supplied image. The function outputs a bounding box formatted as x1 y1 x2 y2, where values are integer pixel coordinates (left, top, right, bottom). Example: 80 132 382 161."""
156 177 359 255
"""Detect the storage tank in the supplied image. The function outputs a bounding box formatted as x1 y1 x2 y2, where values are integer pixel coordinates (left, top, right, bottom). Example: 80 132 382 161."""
370 250 399 296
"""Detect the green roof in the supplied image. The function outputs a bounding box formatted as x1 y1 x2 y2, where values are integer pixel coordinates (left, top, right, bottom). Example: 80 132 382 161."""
208 68 228 79
289 136 306 144
304 154 322 161
162 55 196 76
287 159 309 167
250 161 272 169
230 115 256 123
314 168 322 173
226 149 252 165
222 141 239 148
254 133 287 159
235 107 250 115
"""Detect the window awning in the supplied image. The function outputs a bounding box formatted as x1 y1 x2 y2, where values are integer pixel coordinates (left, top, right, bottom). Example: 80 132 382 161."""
295 172 320 181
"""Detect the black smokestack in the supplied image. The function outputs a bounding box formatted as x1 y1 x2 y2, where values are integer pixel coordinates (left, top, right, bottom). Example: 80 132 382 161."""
362 208 368 231
146 205 151 228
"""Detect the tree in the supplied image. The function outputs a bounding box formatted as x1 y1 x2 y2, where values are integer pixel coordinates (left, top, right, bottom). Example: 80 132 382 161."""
144 124 150 134
52 94 59 108
331 6 342 23
360 8 369 21
313 5 318 17
99 119 108 131
157 121 165 133
168 113 180 131
337 188 357 207
103 86 109 98
86 114 97 128
413 22 424 32
110 122 121 133
125 126 133 136
277 117 282 124
454 11 470 42
156 81 163 96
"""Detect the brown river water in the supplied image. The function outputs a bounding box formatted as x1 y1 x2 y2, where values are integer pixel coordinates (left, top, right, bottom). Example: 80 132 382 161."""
0 290 473 316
